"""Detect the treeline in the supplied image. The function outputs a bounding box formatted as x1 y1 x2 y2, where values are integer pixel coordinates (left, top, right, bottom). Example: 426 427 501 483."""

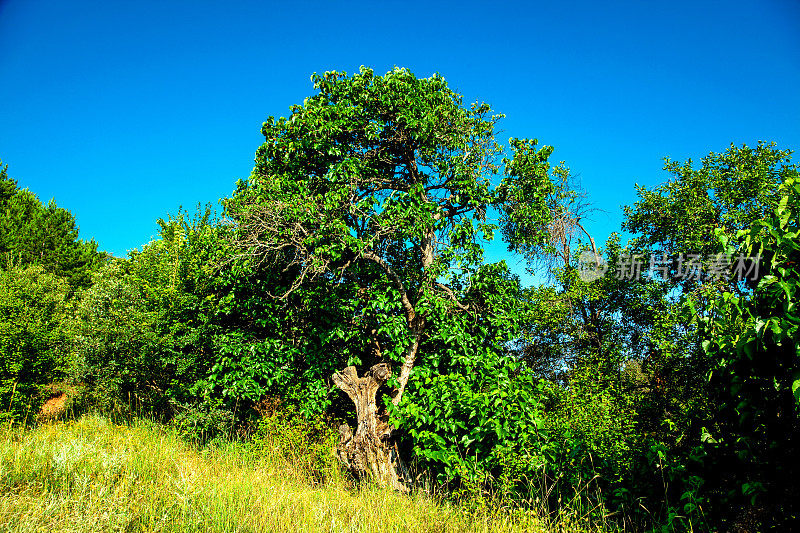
1 68 798 531
0 161 103 418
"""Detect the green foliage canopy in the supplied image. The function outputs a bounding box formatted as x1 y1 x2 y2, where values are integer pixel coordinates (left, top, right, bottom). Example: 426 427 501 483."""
226 67 558 409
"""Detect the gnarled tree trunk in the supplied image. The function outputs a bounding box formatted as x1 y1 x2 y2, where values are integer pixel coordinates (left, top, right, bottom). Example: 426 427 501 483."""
331 363 409 492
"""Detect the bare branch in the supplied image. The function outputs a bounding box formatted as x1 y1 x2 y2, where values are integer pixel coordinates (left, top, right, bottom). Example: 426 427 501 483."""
575 220 598 258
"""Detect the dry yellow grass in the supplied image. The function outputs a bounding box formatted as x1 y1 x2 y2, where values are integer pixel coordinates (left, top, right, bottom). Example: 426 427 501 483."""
0 416 608 532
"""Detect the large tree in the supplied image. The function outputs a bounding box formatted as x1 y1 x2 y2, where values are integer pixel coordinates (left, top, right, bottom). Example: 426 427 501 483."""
226 67 555 488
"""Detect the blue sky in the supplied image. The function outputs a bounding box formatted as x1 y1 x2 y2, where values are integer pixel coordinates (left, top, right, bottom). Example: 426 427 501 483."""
1 0 798 283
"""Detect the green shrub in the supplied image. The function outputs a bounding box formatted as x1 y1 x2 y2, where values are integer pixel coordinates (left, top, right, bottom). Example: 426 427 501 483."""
248 399 340 484
0 265 72 421
693 176 800 528
170 394 237 444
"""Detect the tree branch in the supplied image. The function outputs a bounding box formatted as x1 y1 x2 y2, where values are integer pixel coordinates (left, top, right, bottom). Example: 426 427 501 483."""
360 251 416 326
575 219 598 258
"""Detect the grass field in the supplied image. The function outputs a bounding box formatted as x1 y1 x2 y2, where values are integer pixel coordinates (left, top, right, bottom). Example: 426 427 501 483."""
0 415 611 532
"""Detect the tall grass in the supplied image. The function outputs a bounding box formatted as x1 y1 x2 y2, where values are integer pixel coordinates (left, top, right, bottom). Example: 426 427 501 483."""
0 416 611 532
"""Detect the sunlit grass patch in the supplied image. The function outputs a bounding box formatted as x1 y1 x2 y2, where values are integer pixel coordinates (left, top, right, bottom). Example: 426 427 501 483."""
0 416 607 532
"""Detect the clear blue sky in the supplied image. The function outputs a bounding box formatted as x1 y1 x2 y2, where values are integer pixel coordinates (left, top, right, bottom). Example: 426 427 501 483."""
1 0 798 283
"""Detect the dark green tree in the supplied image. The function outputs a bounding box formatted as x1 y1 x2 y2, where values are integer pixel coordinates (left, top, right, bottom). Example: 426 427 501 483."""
0 160 105 288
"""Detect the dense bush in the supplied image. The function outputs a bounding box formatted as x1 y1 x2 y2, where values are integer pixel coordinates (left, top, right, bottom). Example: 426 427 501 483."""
0 265 72 420
691 177 800 528
69 209 221 418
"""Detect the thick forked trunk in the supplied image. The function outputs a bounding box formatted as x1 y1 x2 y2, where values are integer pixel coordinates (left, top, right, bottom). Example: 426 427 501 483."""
331 363 409 492
336 225 431 491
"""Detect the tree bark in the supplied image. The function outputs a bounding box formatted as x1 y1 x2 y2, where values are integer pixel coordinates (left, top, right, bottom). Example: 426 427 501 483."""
331 363 409 492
